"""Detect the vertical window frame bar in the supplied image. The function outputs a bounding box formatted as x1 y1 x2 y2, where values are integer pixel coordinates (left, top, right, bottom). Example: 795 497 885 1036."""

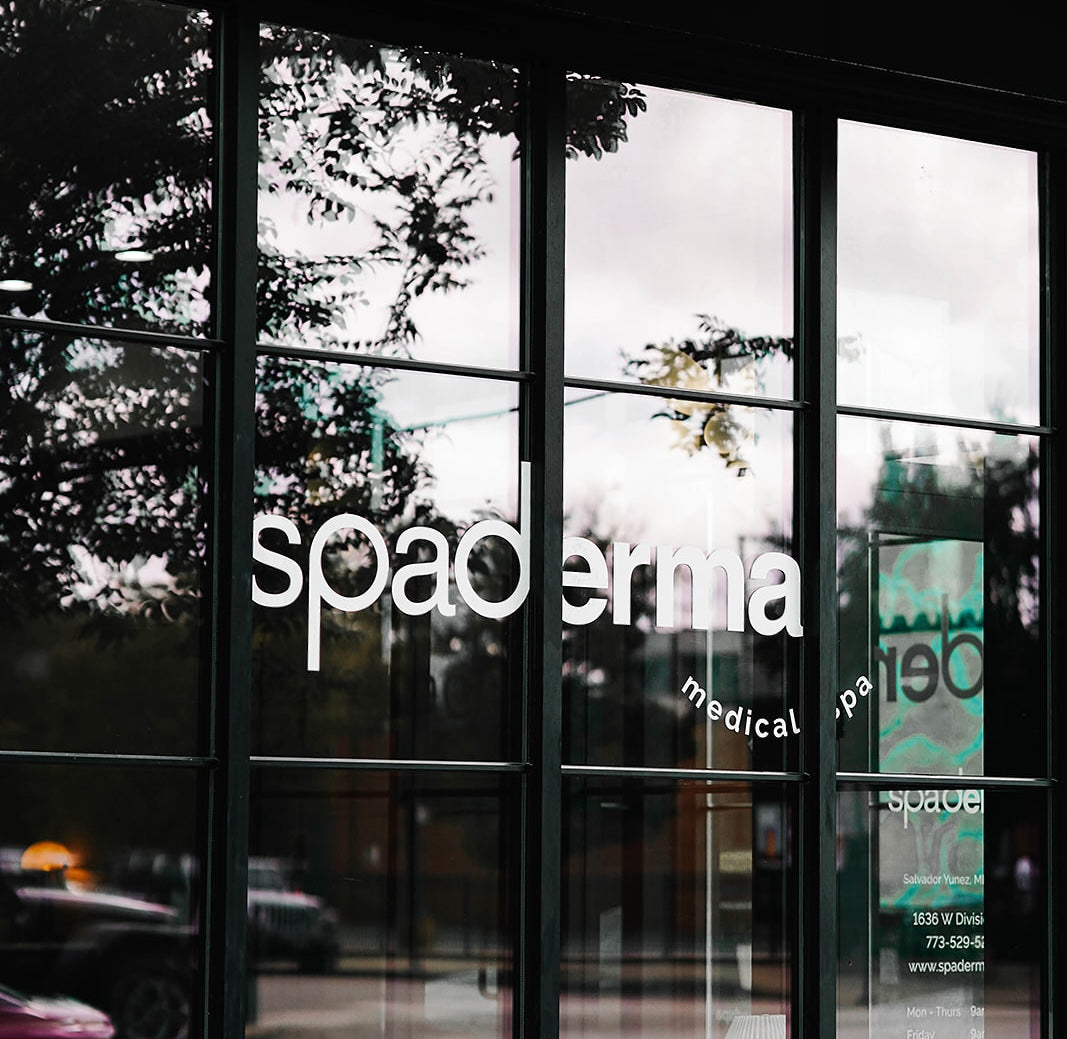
795 107 839 1039
1042 145 1064 1039
204 4 258 1037
518 58 567 1039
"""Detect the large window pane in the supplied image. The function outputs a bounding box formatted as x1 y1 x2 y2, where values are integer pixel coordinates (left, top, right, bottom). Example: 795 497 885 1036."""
0 764 201 1039
565 80 793 399
0 0 213 335
0 332 207 754
247 769 516 1039
561 779 793 1039
837 786 1042 1039
258 29 520 368
838 122 1039 424
563 391 797 770
253 358 521 760
837 417 1042 777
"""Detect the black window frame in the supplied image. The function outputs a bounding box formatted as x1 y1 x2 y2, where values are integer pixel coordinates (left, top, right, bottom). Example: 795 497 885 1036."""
2 2 1063 1036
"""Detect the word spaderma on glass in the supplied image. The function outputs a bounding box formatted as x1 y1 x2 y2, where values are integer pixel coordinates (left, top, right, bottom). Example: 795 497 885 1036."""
253 465 804 671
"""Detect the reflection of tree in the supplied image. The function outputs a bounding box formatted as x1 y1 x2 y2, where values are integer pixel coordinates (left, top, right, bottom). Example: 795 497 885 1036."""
625 315 793 468
0 328 204 755
1 4 643 616
260 41 646 352
3 7 652 939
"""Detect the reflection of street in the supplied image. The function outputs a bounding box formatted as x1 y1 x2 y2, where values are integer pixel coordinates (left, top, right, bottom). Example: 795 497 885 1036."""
246 959 789 1039
248 970 499 1039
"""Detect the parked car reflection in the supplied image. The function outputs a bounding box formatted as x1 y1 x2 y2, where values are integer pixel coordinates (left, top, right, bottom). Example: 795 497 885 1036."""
0 983 114 1038
247 858 339 974
0 848 191 1039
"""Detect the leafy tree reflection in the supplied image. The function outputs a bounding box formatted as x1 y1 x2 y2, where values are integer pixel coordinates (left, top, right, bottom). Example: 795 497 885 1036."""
0 4 655 992
0 4 644 749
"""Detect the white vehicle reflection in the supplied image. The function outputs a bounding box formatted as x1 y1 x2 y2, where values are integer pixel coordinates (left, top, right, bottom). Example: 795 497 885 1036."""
247 858 339 973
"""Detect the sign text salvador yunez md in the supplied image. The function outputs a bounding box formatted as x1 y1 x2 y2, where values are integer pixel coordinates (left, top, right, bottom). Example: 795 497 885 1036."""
251 469 804 672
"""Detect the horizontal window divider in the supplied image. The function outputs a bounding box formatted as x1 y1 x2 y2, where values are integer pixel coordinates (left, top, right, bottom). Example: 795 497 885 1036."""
837 771 1053 789
0 749 218 768
255 340 532 383
0 314 222 352
836 402 1052 437
562 764 804 783
563 375 802 411
250 756 530 773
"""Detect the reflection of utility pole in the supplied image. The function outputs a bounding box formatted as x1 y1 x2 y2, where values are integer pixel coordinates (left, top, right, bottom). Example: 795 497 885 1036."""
369 406 385 512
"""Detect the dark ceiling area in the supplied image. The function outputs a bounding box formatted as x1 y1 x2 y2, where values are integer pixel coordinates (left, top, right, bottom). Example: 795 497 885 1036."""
505 0 1056 104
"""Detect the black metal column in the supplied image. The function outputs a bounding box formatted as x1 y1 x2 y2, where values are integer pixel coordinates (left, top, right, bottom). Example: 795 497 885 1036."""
205 3 258 1035
519 58 566 1039
796 107 838 1039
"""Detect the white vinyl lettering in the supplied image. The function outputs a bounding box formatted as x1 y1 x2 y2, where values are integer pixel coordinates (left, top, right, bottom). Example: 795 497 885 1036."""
392 527 456 618
252 460 804 673
561 536 609 625
307 514 390 672
252 514 304 608
611 541 653 626
453 463 529 619
655 545 745 631
747 551 804 637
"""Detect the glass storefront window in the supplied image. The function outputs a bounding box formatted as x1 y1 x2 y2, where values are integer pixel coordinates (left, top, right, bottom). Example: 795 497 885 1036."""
561 779 793 1039
565 80 793 400
562 391 797 771
0 332 207 755
252 357 522 761
838 122 1039 424
837 417 1042 777
0 763 201 1039
258 29 521 368
3 9 1061 1039
247 769 516 1039
0 0 214 335
835 118 1046 1039
837 786 1042 1039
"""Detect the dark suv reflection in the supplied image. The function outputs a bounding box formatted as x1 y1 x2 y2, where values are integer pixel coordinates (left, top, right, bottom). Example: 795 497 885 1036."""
0 855 191 1039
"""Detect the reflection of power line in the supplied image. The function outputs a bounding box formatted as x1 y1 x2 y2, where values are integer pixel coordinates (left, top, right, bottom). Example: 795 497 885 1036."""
378 388 607 440
565 391 608 408
367 390 608 508
391 403 520 433
368 401 523 510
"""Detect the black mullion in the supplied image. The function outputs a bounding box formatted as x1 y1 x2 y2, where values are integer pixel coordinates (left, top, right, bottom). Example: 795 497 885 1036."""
836 774 1053 790
250 756 529 772
795 106 838 1039
519 58 566 1039
0 751 215 767
255 341 532 383
836 402 1052 438
562 764 805 783
0 314 223 352
204 4 258 1038
1043 146 1064 1039
563 374 803 413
